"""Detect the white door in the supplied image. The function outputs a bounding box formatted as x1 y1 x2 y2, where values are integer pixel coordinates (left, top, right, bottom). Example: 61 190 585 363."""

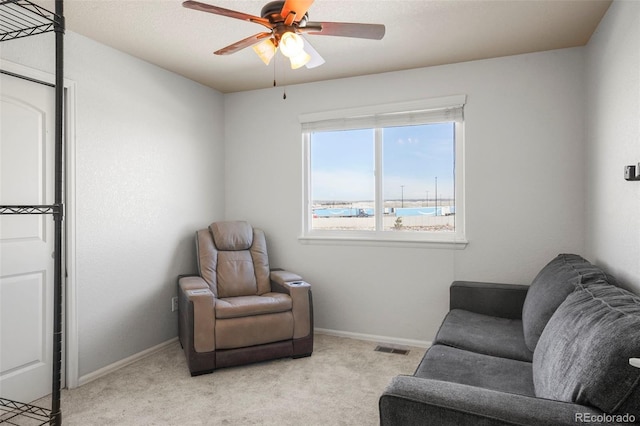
0 72 56 403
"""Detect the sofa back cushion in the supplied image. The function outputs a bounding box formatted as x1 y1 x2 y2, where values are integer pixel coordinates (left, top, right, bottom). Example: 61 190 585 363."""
521 254 608 351
532 282 640 416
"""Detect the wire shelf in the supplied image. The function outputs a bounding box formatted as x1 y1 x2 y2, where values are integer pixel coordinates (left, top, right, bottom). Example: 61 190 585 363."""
0 205 61 215
0 398 51 426
0 0 61 42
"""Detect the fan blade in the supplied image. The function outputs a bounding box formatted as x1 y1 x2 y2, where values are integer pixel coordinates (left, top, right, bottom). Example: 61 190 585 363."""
280 0 314 22
182 1 272 29
304 22 385 40
302 36 325 69
214 32 272 55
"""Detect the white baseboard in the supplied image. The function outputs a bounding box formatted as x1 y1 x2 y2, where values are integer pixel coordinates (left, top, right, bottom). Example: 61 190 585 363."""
77 337 178 387
315 328 431 349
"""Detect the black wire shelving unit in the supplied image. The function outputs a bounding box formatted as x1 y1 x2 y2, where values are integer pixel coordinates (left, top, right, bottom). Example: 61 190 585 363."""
0 1 64 425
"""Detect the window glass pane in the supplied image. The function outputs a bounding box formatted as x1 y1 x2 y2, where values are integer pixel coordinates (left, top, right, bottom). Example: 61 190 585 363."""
310 129 375 231
382 123 455 232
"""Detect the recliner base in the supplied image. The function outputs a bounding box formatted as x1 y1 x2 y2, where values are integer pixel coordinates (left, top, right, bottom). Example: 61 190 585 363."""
186 334 314 376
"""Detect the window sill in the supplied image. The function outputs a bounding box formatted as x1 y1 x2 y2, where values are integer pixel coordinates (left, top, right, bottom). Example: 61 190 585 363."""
298 232 468 249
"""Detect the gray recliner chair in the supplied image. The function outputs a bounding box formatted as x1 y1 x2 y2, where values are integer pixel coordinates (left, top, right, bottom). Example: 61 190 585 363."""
178 220 313 376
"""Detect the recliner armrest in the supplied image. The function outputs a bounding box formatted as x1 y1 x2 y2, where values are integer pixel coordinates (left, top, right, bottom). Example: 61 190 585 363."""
270 269 305 287
270 270 312 339
179 275 210 292
450 281 529 319
178 275 215 352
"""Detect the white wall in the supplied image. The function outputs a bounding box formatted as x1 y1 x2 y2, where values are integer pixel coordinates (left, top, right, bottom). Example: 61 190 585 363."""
585 0 640 294
1 32 225 377
224 48 587 342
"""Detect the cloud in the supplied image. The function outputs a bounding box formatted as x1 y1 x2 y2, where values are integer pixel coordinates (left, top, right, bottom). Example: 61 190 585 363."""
396 137 419 145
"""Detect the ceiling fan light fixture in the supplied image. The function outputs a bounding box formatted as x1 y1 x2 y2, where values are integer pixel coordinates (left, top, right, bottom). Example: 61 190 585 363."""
289 50 311 69
253 38 276 65
279 31 305 58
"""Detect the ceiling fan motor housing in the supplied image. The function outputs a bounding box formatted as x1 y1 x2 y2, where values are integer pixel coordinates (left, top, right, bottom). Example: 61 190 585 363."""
261 1 308 26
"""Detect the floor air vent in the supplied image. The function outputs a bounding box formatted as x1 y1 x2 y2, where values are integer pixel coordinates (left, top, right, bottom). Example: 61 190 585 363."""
374 345 410 355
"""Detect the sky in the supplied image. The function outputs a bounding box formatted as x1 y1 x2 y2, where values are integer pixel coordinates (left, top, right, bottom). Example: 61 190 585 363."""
310 122 455 202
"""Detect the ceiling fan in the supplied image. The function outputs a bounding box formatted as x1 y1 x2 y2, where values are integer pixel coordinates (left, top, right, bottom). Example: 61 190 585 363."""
182 0 386 70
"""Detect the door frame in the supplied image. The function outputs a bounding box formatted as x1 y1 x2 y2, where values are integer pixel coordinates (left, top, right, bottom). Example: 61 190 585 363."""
1 59 79 389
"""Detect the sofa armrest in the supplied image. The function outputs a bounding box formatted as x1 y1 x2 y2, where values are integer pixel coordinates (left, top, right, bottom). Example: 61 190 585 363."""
178 275 215 352
270 270 312 340
379 376 612 426
450 281 529 319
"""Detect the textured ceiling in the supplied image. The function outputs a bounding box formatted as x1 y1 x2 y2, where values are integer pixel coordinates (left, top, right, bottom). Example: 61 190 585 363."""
37 0 611 93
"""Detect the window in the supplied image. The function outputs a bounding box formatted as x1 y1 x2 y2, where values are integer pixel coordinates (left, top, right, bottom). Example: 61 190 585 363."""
301 95 466 245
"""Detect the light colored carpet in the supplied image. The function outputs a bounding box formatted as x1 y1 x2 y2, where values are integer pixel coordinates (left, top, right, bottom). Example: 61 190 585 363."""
36 334 426 425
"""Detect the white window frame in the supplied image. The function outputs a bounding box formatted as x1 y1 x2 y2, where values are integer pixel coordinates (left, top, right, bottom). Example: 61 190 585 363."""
299 95 467 248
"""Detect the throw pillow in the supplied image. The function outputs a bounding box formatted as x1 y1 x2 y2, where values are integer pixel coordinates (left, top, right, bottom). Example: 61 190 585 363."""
521 253 609 351
532 282 640 416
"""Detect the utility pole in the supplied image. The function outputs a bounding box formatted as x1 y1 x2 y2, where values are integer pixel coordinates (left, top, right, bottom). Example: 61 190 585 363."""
400 185 405 208
434 177 438 216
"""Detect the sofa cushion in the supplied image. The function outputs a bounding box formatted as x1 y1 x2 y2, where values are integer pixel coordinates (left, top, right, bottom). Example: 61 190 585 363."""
533 282 640 416
416 344 535 397
522 254 609 351
434 309 533 362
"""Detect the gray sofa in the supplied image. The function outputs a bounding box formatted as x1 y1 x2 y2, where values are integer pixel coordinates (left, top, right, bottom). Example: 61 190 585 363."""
380 254 640 425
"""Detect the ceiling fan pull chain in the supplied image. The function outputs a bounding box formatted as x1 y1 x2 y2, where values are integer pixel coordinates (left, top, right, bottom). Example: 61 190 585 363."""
282 57 287 99
272 54 287 100
273 53 277 87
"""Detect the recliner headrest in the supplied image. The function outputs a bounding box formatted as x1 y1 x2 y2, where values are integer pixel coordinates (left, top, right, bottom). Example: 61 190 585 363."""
210 221 253 251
